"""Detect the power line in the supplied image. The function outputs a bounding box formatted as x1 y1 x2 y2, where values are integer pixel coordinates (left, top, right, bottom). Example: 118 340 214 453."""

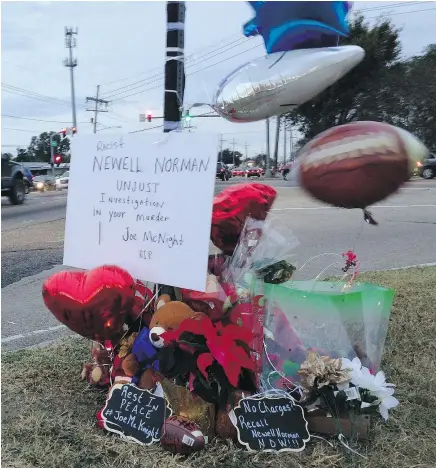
99 33 242 89
1 114 88 124
2 127 42 132
366 5 436 19
110 43 263 103
102 37 253 99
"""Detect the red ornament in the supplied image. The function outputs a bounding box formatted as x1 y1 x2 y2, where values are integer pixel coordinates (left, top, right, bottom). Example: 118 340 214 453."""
42 265 136 341
210 183 277 255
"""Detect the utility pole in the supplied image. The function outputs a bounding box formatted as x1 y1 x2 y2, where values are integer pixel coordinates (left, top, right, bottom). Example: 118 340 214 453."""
265 118 271 177
231 138 237 165
163 1 185 133
273 116 280 174
63 27 78 131
159 1 186 302
219 134 225 162
49 132 56 180
86 85 109 134
244 142 250 161
283 119 287 164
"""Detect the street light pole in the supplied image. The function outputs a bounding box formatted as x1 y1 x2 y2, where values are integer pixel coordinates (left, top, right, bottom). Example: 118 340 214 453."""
265 118 271 177
49 132 55 180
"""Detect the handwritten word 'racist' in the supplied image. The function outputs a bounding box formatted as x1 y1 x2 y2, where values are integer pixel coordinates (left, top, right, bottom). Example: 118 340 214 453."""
93 156 142 173
96 138 125 152
154 157 210 174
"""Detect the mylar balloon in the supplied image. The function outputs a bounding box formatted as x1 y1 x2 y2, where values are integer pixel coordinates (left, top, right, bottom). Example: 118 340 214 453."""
298 121 429 216
244 1 351 54
213 46 364 123
42 265 137 341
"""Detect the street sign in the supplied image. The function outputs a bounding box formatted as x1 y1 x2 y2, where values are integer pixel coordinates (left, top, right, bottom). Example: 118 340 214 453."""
139 114 145 122
51 141 58 147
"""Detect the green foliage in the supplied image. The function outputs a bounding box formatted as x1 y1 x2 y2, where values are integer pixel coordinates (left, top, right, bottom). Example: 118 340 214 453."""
1 152 13 160
218 148 243 166
284 15 436 151
27 132 70 163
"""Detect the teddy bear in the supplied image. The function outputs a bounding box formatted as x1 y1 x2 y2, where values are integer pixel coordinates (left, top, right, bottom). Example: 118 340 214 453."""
81 340 114 387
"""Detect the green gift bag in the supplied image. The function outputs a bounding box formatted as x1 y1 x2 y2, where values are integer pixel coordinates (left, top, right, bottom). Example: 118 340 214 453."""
263 280 394 374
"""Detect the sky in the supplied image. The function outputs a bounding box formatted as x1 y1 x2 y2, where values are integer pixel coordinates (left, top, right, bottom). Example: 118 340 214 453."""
1 0 436 160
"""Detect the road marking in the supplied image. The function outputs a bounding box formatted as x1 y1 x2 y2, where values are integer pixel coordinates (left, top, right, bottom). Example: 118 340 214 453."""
1 325 67 344
272 204 436 211
1 334 26 343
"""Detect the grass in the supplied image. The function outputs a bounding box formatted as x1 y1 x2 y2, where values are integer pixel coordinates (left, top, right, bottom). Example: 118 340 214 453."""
2 267 436 468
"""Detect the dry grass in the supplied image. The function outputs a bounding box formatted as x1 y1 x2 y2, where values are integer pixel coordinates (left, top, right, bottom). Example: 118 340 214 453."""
2 267 436 468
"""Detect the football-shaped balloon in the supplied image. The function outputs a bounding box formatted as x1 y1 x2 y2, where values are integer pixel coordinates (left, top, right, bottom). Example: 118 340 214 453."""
160 415 205 455
299 121 429 209
42 265 136 341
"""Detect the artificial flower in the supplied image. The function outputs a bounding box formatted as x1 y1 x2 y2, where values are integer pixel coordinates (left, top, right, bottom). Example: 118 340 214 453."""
372 387 399 420
298 352 350 391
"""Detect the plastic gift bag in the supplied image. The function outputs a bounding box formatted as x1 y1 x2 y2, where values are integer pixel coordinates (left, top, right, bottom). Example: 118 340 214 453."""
262 280 394 388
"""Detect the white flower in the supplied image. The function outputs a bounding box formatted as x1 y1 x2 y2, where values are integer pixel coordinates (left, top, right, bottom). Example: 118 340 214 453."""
338 357 363 390
372 387 399 421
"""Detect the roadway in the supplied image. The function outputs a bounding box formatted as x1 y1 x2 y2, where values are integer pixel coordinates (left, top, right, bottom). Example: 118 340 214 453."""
2 177 436 351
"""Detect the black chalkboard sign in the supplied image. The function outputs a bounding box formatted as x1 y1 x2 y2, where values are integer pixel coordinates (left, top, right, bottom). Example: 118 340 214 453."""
231 395 310 452
101 383 172 445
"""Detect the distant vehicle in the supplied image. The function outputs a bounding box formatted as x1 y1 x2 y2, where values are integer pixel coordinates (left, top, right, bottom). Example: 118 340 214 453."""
33 175 56 192
245 167 262 178
56 171 69 190
232 167 245 177
216 162 231 181
1 155 26 205
416 153 436 179
23 167 34 194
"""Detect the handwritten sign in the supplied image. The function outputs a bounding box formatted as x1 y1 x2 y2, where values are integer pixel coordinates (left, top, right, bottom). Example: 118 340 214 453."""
64 132 219 291
231 395 310 452
101 383 172 445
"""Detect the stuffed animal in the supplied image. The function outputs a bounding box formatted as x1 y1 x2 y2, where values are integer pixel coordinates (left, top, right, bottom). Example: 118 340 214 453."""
149 294 198 348
81 340 113 387
121 326 160 390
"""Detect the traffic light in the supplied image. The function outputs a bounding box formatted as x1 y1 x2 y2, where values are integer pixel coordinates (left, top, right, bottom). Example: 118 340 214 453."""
60 128 67 137
147 111 152 122
184 110 191 122
71 127 77 135
54 155 62 167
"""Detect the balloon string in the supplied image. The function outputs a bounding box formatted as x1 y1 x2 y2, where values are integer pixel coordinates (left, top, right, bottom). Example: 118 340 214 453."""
298 253 343 272
263 341 304 399
338 433 367 459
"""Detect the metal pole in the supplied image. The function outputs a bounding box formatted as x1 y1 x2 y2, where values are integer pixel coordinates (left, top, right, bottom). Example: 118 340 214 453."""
232 138 236 166
163 1 185 133
265 118 271 177
219 134 223 162
93 85 100 134
283 119 287 163
273 116 280 174
69 44 77 129
50 133 55 180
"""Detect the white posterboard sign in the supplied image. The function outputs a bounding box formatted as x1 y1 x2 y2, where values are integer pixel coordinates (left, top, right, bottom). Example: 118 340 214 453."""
64 132 219 292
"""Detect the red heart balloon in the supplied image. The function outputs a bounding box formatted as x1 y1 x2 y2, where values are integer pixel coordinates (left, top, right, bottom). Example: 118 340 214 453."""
42 265 136 341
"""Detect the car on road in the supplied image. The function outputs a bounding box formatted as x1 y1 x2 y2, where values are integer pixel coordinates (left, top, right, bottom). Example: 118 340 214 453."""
416 153 436 179
56 171 69 190
23 167 34 194
245 167 262 178
1 154 26 205
231 167 245 177
216 162 231 181
33 175 56 192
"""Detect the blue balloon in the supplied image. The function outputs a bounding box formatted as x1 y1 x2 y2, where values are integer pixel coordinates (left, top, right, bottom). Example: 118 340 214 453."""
243 1 351 54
